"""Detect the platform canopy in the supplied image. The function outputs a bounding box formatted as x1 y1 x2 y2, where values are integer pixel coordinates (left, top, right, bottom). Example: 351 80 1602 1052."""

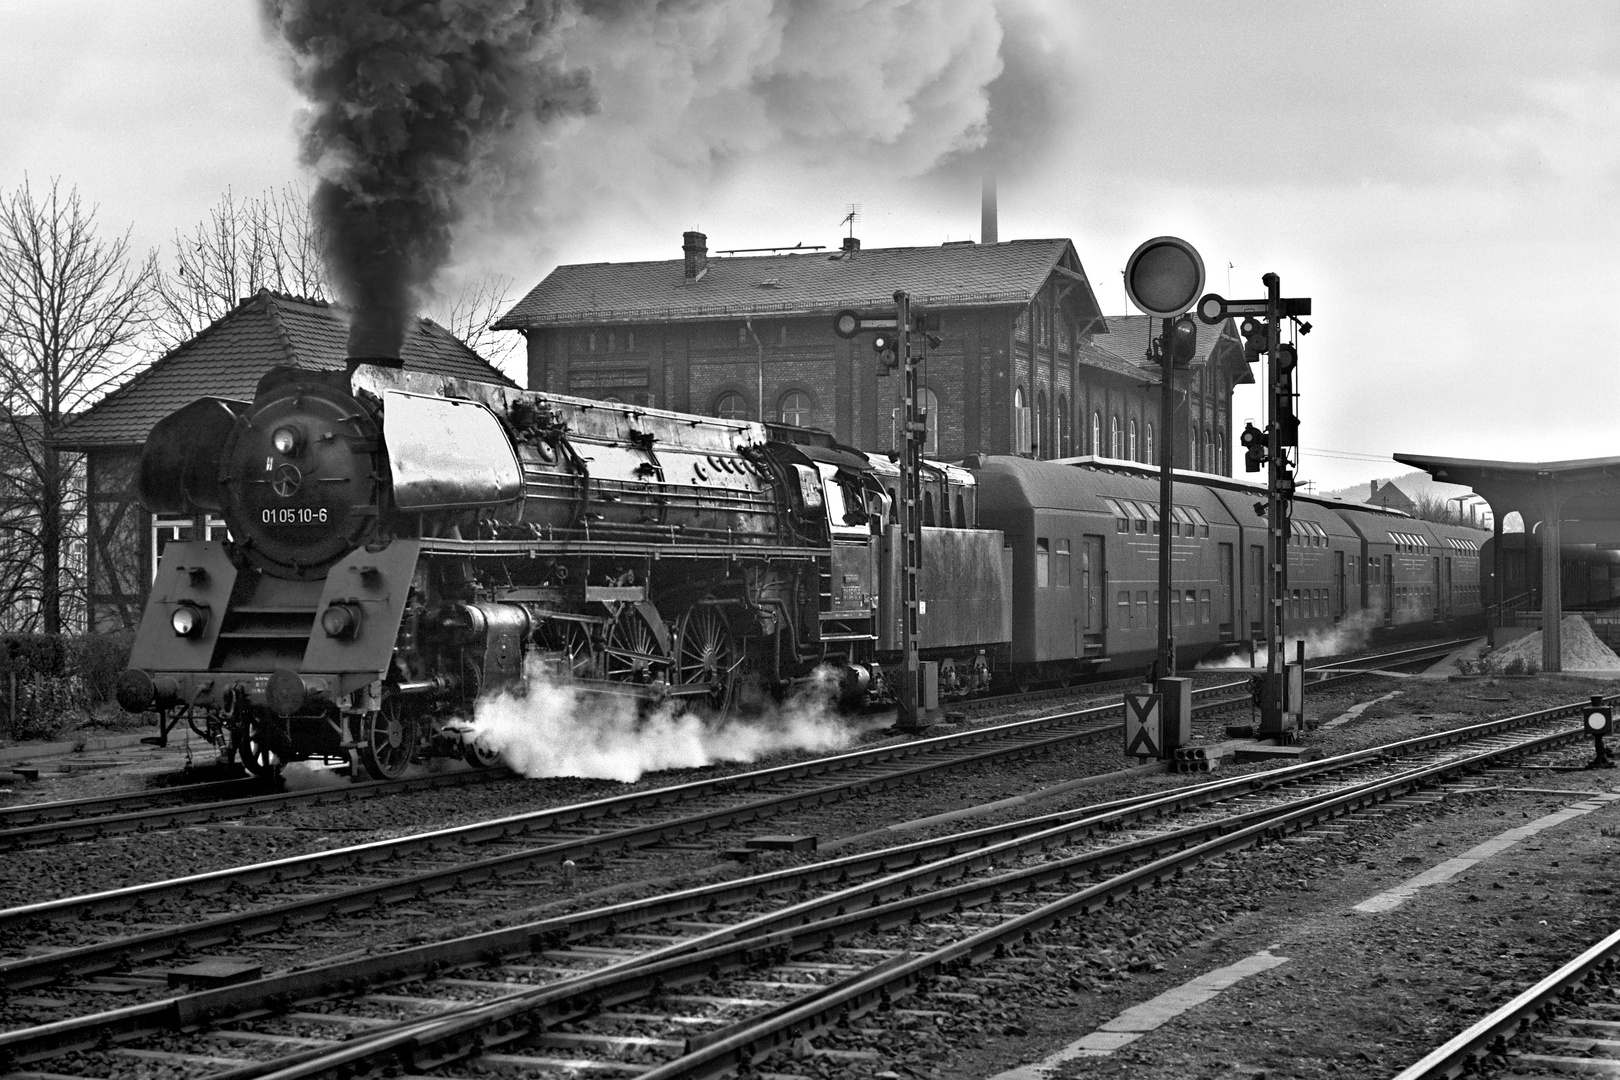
1395 452 1620 672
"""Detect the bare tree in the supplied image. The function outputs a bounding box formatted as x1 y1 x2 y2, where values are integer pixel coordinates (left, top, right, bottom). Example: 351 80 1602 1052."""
431 271 523 372
157 183 520 371
1411 493 1465 526
0 177 153 634
151 182 328 352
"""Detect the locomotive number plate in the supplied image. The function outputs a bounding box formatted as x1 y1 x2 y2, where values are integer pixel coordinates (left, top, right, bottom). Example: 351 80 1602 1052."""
262 507 330 525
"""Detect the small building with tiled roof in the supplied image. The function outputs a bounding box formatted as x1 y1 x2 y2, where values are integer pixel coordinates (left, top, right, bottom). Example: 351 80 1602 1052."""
56 289 514 631
494 231 1248 470
1367 480 1418 515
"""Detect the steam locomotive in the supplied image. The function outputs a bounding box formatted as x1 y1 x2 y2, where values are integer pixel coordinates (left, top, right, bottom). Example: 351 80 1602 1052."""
115 363 1010 779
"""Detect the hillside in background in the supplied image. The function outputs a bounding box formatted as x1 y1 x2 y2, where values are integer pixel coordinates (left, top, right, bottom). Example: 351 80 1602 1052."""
1312 470 1498 529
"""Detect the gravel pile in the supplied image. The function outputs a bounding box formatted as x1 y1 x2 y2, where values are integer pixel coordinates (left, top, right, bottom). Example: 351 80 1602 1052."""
1485 614 1620 672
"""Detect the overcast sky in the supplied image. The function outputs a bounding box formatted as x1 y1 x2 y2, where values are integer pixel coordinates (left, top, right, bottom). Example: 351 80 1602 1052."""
1 0 1614 494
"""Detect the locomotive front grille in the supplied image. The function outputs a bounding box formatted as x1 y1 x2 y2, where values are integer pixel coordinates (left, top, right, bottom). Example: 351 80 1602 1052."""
212 605 318 671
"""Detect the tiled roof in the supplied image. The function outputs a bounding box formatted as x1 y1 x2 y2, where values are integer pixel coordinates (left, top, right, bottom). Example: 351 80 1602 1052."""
55 290 516 449
494 239 1102 328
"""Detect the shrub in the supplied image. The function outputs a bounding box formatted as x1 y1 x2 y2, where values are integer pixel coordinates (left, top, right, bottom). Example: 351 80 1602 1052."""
64 632 136 708
0 631 136 739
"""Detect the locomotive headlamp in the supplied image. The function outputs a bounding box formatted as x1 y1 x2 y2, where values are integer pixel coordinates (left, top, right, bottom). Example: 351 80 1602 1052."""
321 602 363 640
271 426 303 456
170 603 208 638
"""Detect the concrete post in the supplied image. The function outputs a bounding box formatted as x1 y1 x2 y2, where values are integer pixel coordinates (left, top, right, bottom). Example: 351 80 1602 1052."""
1541 489 1563 673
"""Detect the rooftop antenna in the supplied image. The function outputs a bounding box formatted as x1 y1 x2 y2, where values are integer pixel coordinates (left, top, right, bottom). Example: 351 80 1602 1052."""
842 204 860 239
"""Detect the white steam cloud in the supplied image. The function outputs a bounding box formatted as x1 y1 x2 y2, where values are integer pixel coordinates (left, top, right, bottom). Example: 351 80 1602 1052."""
1196 608 1384 670
453 0 1076 284
469 660 868 783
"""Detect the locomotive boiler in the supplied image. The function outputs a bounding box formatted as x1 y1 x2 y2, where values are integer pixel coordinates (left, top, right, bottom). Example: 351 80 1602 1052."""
116 362 1011 779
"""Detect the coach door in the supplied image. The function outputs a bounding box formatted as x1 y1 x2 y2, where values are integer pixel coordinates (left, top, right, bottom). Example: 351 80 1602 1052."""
1247 544 1265 637
1436 556 1445 618
1081 534 1104 655
1218 542 1235 640
1382 555 1395 625
1334 550 1347 620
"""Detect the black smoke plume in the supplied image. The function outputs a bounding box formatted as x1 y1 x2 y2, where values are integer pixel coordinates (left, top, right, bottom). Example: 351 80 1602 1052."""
258 0 594 358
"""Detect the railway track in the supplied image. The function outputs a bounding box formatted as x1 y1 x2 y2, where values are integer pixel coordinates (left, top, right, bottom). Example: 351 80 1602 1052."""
0 637 1468 853
0 686 1602 1079
0 766 513 851
1392 919 1620 1078
0 639 1472 1001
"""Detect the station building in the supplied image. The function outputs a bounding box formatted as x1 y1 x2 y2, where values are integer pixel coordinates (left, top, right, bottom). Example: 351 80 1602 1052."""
494 232 1252 472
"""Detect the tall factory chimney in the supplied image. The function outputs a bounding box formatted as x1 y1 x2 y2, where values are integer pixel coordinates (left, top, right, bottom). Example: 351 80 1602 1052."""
981 173 998 245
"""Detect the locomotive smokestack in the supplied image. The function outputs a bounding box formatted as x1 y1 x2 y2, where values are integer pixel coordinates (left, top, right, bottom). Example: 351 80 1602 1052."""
981 172 997 245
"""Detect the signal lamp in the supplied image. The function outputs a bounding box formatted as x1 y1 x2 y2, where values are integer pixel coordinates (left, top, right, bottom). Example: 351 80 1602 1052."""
1274 342 1298 373
1240 317 1270 363
321 603 363 640
170 603 208 638
873 332 899 374
1168 315 1198 368
1240 423 1269 473
271 426 303 456
1584 698 1613 736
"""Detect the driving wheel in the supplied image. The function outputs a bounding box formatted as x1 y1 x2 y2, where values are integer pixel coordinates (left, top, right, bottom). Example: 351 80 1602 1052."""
603 606 667 685
358 697 419 780
674 604 739 720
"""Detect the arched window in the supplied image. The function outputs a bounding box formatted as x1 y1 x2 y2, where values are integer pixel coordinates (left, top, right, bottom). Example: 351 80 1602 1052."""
715 392 748 420
1146 424 1155 465
919 388 940 456
1057 394 1071 456
1037 390 1049 459
1091 412 1101 455
1109 415 1121 458
1128 419 1138 461
1014 310 1030 341
778 390 811 426
1216 426 1226 473
1034 300 1049 345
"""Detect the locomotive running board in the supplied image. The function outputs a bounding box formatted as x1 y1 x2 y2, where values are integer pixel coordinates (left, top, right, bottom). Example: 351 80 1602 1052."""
418 537 826 560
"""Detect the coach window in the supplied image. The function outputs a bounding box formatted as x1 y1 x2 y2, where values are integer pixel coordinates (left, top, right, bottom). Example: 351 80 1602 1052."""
1104 498 1129 533
1036 538 1050 587
1136 590 1149 625
1171 591 1181 625
715 391 748 420
1141 501 1161 535
1055 539 1071 586
1118 590 1132 625
779 390 811 426
1123 500 1147 534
